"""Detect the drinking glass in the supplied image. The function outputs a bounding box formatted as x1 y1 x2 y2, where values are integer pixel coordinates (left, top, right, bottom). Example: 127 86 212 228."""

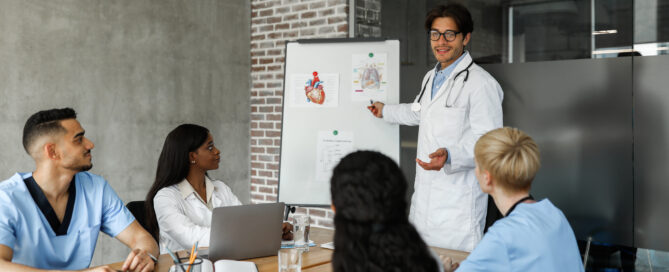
292 215 311 252
278 248 302 272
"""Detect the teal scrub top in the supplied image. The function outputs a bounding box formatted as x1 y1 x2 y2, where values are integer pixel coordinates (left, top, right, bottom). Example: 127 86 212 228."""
0 172 135 270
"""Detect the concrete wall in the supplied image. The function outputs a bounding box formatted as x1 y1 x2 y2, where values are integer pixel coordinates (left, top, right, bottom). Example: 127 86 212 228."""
0 0 250 266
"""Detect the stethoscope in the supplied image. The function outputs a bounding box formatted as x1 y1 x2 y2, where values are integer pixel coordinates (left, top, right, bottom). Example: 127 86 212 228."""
505 195 534 217
411 60 475 112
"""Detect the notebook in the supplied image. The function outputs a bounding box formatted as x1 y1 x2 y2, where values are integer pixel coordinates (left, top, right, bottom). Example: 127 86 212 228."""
213 260 258 272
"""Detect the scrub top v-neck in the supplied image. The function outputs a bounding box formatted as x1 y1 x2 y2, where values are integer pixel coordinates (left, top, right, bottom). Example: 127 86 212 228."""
23 176 76 236
0 171 136 270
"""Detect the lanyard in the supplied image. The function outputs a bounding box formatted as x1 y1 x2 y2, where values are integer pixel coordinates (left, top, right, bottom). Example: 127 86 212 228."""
504 195 534 217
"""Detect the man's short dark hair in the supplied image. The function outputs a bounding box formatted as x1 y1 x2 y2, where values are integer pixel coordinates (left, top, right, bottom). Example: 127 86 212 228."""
425 4 474 35
23 108 77 155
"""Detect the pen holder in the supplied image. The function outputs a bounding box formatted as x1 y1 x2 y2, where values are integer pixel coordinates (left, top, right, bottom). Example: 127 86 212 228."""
169 257 204 272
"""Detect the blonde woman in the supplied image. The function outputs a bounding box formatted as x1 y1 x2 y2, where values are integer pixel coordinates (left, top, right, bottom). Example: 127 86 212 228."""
444 127 583 272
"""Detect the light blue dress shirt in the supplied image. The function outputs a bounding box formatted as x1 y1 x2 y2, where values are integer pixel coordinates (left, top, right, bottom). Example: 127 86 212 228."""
458 199 584 272
0 172 135 270
431 51 468 100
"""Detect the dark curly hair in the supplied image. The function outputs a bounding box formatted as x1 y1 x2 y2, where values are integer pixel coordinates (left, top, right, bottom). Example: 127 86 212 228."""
330 151 439 272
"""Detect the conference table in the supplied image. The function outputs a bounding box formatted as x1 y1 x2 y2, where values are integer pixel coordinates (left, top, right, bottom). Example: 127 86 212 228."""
107 227 469 272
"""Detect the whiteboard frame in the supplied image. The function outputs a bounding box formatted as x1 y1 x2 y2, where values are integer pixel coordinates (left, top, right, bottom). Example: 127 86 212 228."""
277 38 401 207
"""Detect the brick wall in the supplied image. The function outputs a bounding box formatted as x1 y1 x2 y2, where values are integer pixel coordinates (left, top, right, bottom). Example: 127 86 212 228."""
250 0 349 228
354 0 382 37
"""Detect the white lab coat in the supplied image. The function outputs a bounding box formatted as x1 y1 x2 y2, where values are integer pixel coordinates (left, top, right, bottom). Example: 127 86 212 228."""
153 177 242 253
382 52 503 251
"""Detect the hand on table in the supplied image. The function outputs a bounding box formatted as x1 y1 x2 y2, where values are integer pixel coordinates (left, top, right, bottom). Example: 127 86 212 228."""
282 222 294 241
439 255 460 272
81 266 116 272
416 148 448 171
121 248 155 272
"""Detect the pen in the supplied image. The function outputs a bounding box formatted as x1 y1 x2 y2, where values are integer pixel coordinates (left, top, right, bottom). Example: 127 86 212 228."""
166 248 186 272
147 252 159 263
166 248 180 264
368 99 380 116
193 241 199 264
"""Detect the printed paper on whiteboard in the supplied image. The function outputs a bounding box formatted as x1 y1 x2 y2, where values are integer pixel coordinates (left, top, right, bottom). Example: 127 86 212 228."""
288 72 339 108
351 52 388 102
315 130 354 183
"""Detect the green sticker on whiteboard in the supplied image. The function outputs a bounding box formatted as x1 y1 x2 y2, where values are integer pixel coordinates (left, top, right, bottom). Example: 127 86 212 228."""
369 52 374 58
333 130 339 135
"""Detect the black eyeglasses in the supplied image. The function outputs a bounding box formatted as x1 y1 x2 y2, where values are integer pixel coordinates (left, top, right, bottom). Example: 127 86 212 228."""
429 30 461 41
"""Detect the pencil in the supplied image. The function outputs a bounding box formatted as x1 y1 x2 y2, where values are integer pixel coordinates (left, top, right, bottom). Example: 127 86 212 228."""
186 251 198 272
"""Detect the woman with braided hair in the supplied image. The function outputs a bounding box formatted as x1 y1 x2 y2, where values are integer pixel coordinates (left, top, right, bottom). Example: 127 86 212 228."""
330 151 442 272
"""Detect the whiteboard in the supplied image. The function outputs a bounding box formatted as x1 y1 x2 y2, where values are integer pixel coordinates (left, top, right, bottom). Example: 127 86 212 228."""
278 39 400 206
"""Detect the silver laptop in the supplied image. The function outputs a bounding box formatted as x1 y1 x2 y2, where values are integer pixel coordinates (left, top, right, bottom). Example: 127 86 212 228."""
209 202 285 261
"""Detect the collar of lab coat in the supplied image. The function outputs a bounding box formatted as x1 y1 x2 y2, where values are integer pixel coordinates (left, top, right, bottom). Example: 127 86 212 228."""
176 176 214 203
427 51 473 105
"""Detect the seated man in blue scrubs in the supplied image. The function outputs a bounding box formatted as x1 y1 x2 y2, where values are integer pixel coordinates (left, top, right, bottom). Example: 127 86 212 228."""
0 108 159 272
443 127 583 272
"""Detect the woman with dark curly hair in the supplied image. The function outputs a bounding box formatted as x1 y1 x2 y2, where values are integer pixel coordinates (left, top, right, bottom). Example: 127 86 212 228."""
330 150 441 272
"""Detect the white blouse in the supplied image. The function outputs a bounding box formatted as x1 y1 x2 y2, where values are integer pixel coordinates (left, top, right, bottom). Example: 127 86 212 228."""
154 176 242 253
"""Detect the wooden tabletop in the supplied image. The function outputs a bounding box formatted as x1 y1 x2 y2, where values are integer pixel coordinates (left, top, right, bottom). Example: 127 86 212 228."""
250 227 334 272
107 227 468 272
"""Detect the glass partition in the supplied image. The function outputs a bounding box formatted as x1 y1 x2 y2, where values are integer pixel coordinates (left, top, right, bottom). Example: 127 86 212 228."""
378 2 669 263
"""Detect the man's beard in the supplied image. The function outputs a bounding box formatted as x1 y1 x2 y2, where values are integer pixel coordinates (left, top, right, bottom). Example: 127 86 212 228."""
66 162 93 172
77 163 93 172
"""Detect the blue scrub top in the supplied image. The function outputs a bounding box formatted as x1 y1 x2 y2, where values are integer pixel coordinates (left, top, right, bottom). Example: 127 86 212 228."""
458 199 584 272
0 172 135 270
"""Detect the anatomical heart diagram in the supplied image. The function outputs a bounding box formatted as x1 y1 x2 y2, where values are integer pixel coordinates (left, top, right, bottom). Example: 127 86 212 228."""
305 71 326 104
289 72 338 108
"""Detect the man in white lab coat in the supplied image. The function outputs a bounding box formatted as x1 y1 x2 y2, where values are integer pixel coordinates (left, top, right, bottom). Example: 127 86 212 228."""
368 4 503 251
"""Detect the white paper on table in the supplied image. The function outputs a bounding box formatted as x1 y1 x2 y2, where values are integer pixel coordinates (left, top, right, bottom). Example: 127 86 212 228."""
315 130 354 183
320 241 335 250
351 53 388 102
288 73 339 108
213 260 257 272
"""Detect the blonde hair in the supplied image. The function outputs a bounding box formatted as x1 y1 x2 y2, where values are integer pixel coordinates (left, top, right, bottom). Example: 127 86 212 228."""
474 127 540 192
